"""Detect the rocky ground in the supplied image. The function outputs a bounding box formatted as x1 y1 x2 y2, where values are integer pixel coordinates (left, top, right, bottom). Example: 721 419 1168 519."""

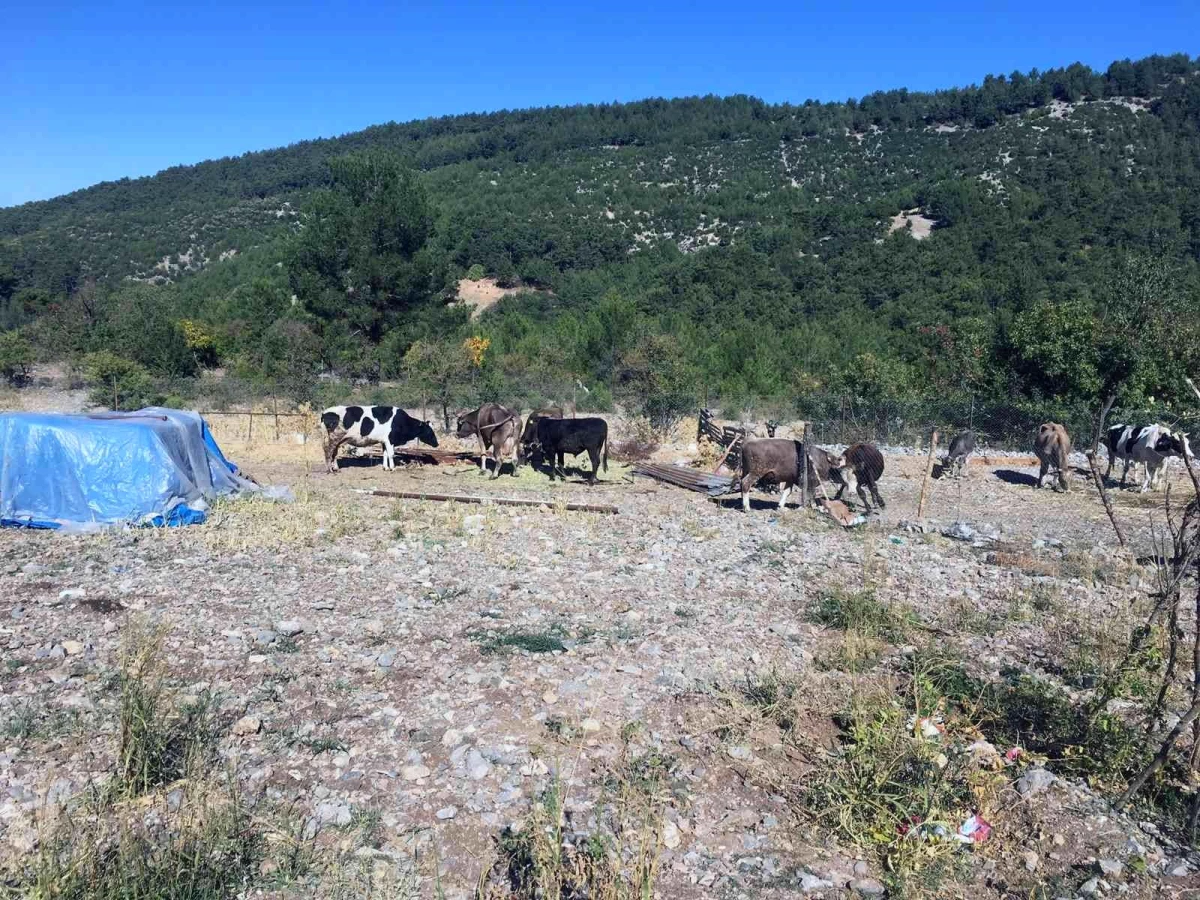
2 419 1200 898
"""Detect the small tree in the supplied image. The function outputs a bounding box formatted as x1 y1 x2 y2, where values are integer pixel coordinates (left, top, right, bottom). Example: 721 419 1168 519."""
83 352 159 410
1009 297 1101 400
178 319 219 369
0 331 35 386
402 339 473 432
246 319 323 403
617 333 697 436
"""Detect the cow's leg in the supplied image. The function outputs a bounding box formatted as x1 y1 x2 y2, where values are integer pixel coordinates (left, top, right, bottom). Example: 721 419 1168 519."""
489 442 501 479
325 435 348 474
1036 460 1047 488
870 481 885 508
380 438 394 471
1140 462 1154 493
477 436 488 473
1119 457 1131 487
1058 461 1070 493
856 481 872 510
740 470 758 512
581 446 598 484
778 483 791 509
1104 454 1114 480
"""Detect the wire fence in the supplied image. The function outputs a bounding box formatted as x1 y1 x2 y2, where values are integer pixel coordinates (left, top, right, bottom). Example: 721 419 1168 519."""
734 394 1200 453
190 391 1199 454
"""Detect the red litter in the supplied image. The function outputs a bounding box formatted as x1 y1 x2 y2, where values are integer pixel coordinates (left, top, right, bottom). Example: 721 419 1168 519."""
958 814 992 843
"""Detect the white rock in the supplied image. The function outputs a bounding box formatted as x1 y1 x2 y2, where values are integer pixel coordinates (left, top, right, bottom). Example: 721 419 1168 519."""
663 819 681 849
275 620 304 637
232 716 262 736
402 764 431 781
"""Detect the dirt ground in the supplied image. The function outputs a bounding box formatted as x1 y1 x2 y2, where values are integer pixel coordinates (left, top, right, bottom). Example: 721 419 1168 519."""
2 423 1199 897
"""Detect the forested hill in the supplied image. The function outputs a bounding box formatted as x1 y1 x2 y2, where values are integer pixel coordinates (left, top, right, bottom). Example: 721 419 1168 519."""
1 53 1199 419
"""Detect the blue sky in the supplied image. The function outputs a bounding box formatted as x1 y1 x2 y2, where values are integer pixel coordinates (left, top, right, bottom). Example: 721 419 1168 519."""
2 0 1197 207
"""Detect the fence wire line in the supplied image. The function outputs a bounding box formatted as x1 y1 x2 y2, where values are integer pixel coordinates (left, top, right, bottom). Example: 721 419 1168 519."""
193 393 1197 452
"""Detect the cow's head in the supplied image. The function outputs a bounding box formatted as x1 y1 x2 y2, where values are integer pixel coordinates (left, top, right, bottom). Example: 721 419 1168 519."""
455 414 474 439
1154 429 1188 457
418 420 439 448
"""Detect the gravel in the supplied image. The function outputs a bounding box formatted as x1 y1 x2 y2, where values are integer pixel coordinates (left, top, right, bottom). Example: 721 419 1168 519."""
0 441 1187 897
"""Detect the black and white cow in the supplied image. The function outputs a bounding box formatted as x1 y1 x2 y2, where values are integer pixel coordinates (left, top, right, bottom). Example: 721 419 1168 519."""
1103 423 1192 492
320 405 438 473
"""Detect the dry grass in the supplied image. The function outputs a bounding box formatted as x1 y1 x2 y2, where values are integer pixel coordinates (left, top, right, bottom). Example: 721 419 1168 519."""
194 489 366 552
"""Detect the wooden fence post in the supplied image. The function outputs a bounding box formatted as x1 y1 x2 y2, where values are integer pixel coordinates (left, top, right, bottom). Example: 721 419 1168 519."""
273 395 280 441
916 429 939 519
801 422 810 506
247 409 254 443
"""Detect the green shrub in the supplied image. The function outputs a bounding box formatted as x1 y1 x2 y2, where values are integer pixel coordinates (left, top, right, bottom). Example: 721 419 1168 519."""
0 330 35 385
83 352 160 410
809 587 914 643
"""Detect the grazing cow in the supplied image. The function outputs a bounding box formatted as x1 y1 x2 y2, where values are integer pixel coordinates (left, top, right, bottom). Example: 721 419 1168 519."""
739 439 848 511
534 417 608 483
1034 423 1072 492
944 431 976 478
320 405 437 474
457 403 520 479
835 443 887 510
1103 423 1192 492
517 406 565 461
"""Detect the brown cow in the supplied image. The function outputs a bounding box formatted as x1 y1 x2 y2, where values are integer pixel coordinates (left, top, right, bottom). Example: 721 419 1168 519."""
740 439 846 512
1034 422 1071 491
836 443 887 510
457 403 520 479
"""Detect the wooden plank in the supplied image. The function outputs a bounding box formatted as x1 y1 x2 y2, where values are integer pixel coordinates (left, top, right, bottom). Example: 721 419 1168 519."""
363 489 619 514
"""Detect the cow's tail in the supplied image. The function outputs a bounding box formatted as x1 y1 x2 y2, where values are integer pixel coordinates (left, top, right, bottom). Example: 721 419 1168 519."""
602 433 609 472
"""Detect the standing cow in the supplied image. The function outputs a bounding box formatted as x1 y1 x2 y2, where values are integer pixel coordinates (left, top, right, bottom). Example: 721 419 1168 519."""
944 431 976 478
1103 423 1192 492
739 439 848 512
835 442 887 510
320 405 437 474
1034 423 1072 492
533 417 608 484
457 403 520 479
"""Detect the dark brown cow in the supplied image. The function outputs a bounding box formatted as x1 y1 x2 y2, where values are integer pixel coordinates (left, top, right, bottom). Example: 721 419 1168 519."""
836 443 887 509
1034 422 1071 492
457 403 520 479
740 439 846 512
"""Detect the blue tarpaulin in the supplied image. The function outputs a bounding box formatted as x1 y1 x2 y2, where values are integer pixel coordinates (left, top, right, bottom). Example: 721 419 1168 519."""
0 407 260 530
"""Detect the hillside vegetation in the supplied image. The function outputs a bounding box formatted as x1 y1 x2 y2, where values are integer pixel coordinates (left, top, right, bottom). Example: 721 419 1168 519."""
1 53 1199 422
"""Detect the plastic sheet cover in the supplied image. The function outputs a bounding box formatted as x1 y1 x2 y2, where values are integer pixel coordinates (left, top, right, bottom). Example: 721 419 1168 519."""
0 407 262 530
